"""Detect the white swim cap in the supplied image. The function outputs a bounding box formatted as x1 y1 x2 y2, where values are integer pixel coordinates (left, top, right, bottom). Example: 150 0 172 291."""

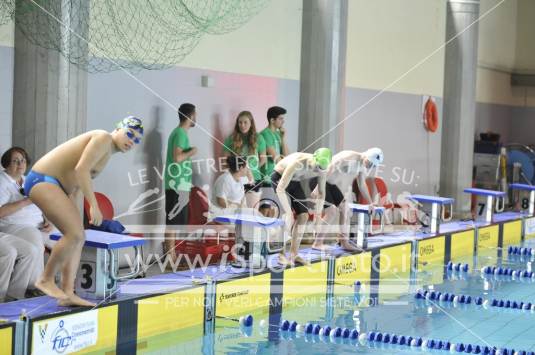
363 147 383 167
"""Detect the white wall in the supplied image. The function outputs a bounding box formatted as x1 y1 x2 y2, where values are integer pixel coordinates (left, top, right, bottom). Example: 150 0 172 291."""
475 0 535 145
345 0 446 97
343 88 442 198
478 0 517 72
343 0 445 200
179 0 302 80
0 21 14 154
476 0 522 106
515 0 535 73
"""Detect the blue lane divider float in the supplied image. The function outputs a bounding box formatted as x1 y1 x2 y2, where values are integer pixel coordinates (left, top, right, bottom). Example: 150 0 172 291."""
415 289 474 304
507 246 535 256
415 289 535 313
278 319 535 355
485 298 535 311
278 319 360 340
360 328 534 354
480 265 535 281
446 262 470 273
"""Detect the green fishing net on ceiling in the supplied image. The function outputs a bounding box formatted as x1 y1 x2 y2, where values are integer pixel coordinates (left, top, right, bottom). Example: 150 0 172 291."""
0 0 269 73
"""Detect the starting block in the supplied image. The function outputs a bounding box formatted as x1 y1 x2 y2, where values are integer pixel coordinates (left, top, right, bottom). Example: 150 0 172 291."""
347 203 385 249
409 195 454 234
213 213 284 269
510 183 535 216
50 230 145 300
464 188 505 223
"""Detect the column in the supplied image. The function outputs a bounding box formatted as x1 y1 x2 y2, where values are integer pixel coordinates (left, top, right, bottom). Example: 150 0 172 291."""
12 0 88 160
298 0 348 152
440 0 480 216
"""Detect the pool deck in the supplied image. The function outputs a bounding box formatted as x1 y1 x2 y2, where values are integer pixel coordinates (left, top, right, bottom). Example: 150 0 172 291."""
0 212 526 323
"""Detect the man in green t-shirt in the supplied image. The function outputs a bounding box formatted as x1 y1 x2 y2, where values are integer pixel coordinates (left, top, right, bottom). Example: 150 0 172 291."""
164 103 197 261
260 106 290 183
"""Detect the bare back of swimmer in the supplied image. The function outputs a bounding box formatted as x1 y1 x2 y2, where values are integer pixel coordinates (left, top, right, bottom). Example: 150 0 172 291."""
25 116 144 307
311 148 384 251
271 149 331 265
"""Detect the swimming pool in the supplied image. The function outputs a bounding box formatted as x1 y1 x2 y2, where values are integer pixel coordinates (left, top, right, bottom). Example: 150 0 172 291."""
137 240 535 355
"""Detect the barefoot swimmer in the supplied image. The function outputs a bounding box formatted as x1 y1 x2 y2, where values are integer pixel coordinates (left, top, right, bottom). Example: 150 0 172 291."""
24 116 144 307
311 148 384 251
271 148 331 266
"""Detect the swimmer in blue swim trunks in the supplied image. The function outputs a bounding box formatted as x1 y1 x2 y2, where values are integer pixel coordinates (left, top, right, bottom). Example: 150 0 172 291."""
25 116 143 307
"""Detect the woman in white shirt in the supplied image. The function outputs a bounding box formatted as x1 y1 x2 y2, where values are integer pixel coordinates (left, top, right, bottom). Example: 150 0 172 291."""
0 147 53 296
212 155 249 210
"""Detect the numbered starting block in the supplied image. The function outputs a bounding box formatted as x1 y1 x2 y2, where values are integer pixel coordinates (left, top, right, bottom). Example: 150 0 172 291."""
464 188 506 223
409 195 454 234
50 230 145 300
214 213 284 269
510 183 535 216
347 203 385 249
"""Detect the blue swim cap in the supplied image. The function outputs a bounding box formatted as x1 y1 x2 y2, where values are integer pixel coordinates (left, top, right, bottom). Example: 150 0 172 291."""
117 116 144 134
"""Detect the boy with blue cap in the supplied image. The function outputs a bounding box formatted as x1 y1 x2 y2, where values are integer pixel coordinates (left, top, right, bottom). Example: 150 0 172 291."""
24 116 144 306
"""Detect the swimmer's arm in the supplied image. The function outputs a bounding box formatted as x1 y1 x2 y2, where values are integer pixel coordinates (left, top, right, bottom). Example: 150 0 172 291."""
68 188 82 213
358 173 373 205
74 134 112 209
275 161 299 216
339 200 350 236
315 173 327 226
339 187 353 236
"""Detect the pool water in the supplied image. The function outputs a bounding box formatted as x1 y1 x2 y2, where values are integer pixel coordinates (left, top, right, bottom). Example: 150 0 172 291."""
137 240 535 355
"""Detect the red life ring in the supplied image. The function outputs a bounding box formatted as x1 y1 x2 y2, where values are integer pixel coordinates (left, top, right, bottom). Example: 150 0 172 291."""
423 98 439 133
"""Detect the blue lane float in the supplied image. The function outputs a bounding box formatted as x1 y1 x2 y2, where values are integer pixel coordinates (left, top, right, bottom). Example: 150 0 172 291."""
278 319 535 355
415 289 535 313
507 245 535 256
415 289 473 304
480 265 535 281
357 328 535 355
484 298 535 311
446 261 470 273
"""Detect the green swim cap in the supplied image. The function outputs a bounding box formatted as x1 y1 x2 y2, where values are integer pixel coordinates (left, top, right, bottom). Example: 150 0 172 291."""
313 147 332 170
